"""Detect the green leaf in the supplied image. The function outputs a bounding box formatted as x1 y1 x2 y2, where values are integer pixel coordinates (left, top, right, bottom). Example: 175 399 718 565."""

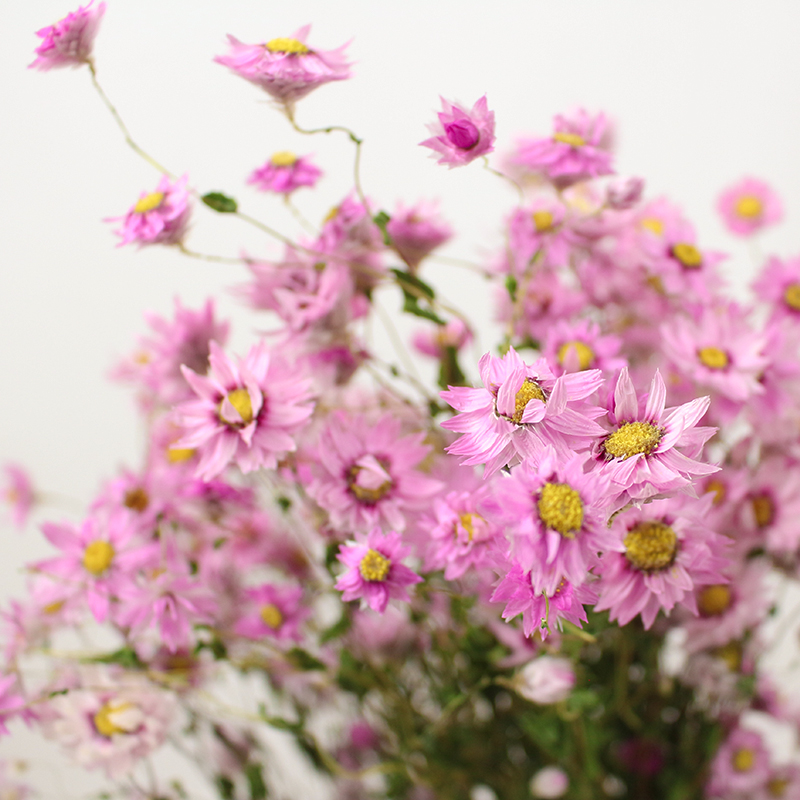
373 210 392 245
202 192 238 213
287 647 325 671
244 763 267 800
438 345 467 390
390 268 436 300
215 776 235 800
505 274 518 301
91 646 143 670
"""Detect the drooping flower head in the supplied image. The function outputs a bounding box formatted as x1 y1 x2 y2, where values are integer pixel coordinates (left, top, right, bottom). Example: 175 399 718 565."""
717 177 782 237
420 96 496 168
247 151 322 196
214 26 351 107
30 1 106 71
385 201 453 270
2 464 35 530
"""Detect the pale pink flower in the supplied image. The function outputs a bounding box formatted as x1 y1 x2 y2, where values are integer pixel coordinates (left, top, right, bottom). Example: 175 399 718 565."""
753 255 800 324
506 197 573 274
530 767 569 799
541 319 625 376
234 583 307 643
0 674 27 736
335 528 422 614
386 201 452 269
420 96 496 168
247 151 322 195
2 464 35 530
605 177 645 210
30 1 105 70
214 26 351 106
108 174 191 248
717 177 782 236
513 656 575 704
706 727 771 797
175 341 314 481
412 318 473 360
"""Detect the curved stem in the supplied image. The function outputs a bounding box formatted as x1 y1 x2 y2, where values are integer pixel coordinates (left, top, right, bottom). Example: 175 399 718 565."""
177 243 248 265
482 157 525 205
283 195 319 236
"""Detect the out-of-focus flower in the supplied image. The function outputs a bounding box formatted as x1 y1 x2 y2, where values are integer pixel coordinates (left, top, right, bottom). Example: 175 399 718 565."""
30 1 105 71
605 177 644 210
753 255 800 324
2 464 35 530
412 318 472 360
717 177 782 237
234 583 307 643
530 766 569 799
513 656 575 704
706 727 770 797
0 675 27 736
385 201 452 270
247 152 322 196
420 96 496 168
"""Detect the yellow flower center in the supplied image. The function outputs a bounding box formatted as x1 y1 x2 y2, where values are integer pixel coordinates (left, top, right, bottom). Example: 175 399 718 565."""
537 483 584 538
93 702 133 737
167 446 195 463
323 205 339 223
697 584 732 616
732 748 755 773
219 388 253 425
783 284 800 311
768 778 790 797
552 132 585 147
671 242 703 269
123 487 149 513
640 217 664 236
459 513 476 541
697 346 729 370
359 549 391 582
751 493 774 528
704 478 727 505
511 379 546 424
83 540 115 576
133 192 164 214
532 210 554 232
259 603 283 630
624 522 678 572
43 600 64 615
557 340 594 371
265 37 309 55
735 195 763 219
713 641 742 672
271 151 298 167
603 422 663 460
348 465 393 505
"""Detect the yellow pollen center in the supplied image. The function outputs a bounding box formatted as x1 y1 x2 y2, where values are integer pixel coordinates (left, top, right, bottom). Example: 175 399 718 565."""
697 346 729 370
532 210 554 232
167 446 195 463
93 702 133 737
557 340 594 371
713 641 743 672
259 604 283 630
735 195 763 219
271 151 298 167
603 421 663 460
783 284 800 311
640 217 664 236
83 540 115 576
624 522 678 572
219 388 253 425
359 549 391 582
348 466 393 505
768 778 790 797
732 748 755 773
133 192 164 214
698 584 732 616
751 494 774 528
537 483 584 538
459 513 476 541
323 205 339 223
123 487 149 513
705 479 727 505
552 132 586 147
43 600 64 615
671 242 703 269
265 37 309 55
511 379 546 424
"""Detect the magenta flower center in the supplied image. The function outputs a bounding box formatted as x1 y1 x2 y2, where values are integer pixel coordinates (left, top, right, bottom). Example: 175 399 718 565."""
557 340 594 371
359 549 391 582
670 242 703 270
735 195 763 219
93 702 132 737
134 192 165 214
83 540 115 576
603 422 663 460
259 603 283 630
697 584 732 616
623 522 677 572
444 119 480 150
509 379 546 424
537 483 584 538
784 284 800 311
697 347 729 370
265 37 309 55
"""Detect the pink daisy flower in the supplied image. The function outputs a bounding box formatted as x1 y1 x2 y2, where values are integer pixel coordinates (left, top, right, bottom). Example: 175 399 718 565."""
234 583 307 643
214 26 351 107
593 368 718 502
247 151 322 195
420 96 496 168
753 255 800 324
441 347 606 478
2 463 35 530
540 319 625 376
412 318 473 360
335 528 422 614
108 174 191 248
593 494 730 629
306 411 442 533
30 1 105 71
385 201 453 270
717 177 782 236
175 340 314 481
506 197 573 274
706 727 771 798
513 109 614 186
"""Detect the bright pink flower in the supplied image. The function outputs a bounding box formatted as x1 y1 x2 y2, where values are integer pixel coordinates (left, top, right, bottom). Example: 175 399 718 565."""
753 255 800 324
593 368 718 502
717 177 782 236
247 151 322 195
441 347 605 478
335 528 422 614
514 110 614 186
513 656 575 704
30 1 105 71
214 26 351 106
2 464 35 530
706 727 771 797
108 174 191 248
593 494 730 629
420 96 496 168
234 584 307 643
175 341 314 481
412 318 473 360
506 197 573 274
541 319 625 377
386 201 452 269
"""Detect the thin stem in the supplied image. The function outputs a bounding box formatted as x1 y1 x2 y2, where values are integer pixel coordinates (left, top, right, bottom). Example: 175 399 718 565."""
482 157 525 205
177 243 248 265
429 253 493 277
283 195 319 236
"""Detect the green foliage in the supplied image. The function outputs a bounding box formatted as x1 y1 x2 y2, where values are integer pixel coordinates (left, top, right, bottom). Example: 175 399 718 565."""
390 267 446 325
202 192 238 213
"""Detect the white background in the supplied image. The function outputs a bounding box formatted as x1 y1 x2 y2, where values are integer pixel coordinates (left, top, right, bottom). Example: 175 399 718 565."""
3 0 800 793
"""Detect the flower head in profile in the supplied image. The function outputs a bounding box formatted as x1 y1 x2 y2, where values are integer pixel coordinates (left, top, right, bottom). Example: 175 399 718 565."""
717 177 782 237
30 1 106 71
420 96 496 168
214 25 351 107
108 174 191 248
247 151 322 196
2 464 35 530
386 201 453 270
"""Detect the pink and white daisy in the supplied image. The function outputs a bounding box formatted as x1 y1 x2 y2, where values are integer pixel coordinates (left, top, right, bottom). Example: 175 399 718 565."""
247 151 322 196
753 255 800 324
540 319 625 377
420 96 496 168
512 656 575 704
335 528 422 614
234 583 307 643
441 347 606 478
214 26 351 107
108 174 191 248
30 1 105 71
385 201 453 270
506 197 572 274
717 177 782 237
706 727 771 798
2 463 35 530
175 341 314 481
